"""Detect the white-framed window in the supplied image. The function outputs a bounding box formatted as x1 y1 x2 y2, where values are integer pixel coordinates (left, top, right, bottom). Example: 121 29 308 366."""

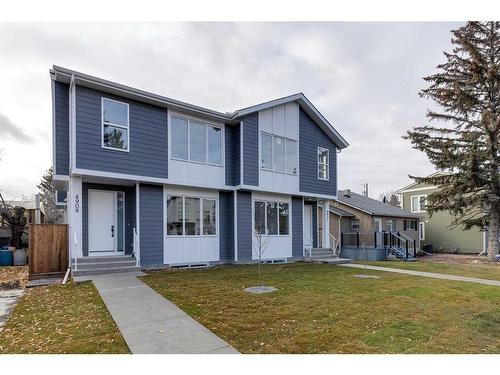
386 220 394 232
419 222 425 240
166 195 217 237
351 218 360 230
254 200 290 236
404 220 418 231
260 132 297 175
317 147 329 180
411 195 427 213
374 217 382 232
102 98 129 151
170 115 223 166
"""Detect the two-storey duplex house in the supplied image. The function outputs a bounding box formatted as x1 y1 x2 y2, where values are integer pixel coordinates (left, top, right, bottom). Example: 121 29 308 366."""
50 66 348 273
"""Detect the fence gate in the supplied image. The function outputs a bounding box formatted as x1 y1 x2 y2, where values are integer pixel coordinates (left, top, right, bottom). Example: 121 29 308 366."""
29 224 68 279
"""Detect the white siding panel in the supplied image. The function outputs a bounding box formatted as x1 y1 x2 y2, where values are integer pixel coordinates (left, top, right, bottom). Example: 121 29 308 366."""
259 109 273 133
285 102 299 140
272 105 286 137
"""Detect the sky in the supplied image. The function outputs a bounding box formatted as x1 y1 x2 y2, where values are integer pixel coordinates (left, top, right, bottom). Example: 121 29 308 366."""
0 22 461 200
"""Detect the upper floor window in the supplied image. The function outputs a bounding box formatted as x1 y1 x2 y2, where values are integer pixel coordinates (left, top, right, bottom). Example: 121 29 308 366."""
260 132 297 175
102 98 129 151
318 147 329 180
171 115 222 166
411 195 427 213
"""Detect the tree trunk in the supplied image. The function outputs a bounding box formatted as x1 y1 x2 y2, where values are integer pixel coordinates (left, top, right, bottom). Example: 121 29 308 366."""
487 208 499 262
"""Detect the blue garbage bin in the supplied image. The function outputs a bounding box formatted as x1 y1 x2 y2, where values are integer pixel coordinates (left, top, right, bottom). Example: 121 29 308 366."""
0 249 14 266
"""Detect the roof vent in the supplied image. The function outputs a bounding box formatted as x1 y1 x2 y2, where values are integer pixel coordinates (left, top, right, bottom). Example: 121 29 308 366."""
343 189 351 198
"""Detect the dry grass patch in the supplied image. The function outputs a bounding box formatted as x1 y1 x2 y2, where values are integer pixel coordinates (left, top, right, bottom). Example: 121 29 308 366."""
0 266 28 289
141 263 500 354
0 281 129 354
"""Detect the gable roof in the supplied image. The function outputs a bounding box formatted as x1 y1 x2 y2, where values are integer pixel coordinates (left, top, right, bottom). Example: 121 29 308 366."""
233 93 349 149
395 171 449 193
50 66 348 149
329 206 355 217
336 190 420 218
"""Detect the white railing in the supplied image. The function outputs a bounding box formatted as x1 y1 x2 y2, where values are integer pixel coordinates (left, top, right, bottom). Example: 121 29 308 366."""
133 227 140 267
73 231 78 271
303 233 313 257
329 233 340 256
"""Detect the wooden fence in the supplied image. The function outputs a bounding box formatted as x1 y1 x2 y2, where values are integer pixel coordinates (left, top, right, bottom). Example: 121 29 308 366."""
29 224 68 279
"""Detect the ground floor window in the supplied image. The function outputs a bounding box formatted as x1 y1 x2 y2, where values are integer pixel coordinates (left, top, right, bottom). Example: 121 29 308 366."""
254 200 289 236
167 195 217 236
404 220 418 231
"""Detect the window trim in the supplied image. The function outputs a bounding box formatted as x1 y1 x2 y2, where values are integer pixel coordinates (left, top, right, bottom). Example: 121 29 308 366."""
253 199 291 237
317 147 329 181
166 194 218 238
351 218 360 231
168 112 224 167
411 194 427 213
419 221 425 240
260 131 297 176
101 97 130 152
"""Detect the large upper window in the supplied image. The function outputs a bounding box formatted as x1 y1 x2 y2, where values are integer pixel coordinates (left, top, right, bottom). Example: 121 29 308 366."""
260 132 297 175
254 200 290 236
318 147 329 180
411 195 427 213
102 98 129 151
170 115 222 166
167 195 217 236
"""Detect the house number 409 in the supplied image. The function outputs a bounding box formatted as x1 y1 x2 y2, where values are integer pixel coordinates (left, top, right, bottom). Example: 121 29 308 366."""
74 194 80 213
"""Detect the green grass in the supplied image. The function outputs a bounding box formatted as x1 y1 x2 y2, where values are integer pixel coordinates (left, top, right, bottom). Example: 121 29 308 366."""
0 281 129 354
361 260 500 281
141 263 500 354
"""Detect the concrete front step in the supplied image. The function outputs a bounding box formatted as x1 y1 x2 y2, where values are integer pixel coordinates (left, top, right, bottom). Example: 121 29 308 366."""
76 255 134 264
76 260 138 270
72 266 142 277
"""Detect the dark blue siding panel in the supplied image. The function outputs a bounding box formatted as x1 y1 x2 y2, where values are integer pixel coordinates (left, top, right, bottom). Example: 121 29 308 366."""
75 86 168 178
225 124 240 186
139 184 164 266
219 191 234 261
237 191 252 260
311 203 318 248
241 113 259 186
82 183 135 257
54 82 69 175
299 109 337 196
292 197 303 258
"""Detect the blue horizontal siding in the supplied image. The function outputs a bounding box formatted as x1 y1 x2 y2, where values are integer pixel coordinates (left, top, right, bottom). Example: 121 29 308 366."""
292 196 303 257
75 86 168 178
299 108 337 196
54 82 69 175
219 191 234 261
225 124 240 186
139 184 164 266
241 113 259 186
237 191 252 260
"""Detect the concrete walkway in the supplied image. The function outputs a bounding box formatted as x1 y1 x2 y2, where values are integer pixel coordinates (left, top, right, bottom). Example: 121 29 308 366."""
0 289 24 332
78 272 239 354
338 264 500 287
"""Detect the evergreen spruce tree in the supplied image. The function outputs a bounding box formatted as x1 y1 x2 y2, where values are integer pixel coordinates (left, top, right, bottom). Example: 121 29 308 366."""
404 22 499 261
37 167 65 224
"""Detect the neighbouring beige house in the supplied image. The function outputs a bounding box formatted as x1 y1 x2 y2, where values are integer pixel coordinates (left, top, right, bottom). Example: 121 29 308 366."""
396 172 486 254
326 189 421 260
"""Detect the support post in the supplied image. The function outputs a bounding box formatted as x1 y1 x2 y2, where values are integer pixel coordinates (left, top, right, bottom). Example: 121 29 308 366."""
405 240 409 259
340 232 344 249
413 239 417 258
356 231 360 248
374 231 377 248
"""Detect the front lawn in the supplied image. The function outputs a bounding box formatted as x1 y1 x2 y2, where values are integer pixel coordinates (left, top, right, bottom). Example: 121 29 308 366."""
141 263 500 354
0 266 28 289
361 260 500 281
0 281 129 354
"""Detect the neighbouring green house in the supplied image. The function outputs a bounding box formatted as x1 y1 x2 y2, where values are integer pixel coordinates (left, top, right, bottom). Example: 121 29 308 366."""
396 172 486 255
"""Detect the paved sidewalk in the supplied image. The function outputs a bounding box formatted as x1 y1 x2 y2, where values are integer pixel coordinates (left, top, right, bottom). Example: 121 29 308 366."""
78 272 239 354
0 289 24 332
338 264 500 287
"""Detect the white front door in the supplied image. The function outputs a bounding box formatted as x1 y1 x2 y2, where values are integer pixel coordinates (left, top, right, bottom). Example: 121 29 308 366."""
304 205 313 250
88 190 123 255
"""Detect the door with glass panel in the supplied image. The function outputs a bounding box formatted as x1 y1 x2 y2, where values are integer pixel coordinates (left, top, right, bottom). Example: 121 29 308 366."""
88 190 125 255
